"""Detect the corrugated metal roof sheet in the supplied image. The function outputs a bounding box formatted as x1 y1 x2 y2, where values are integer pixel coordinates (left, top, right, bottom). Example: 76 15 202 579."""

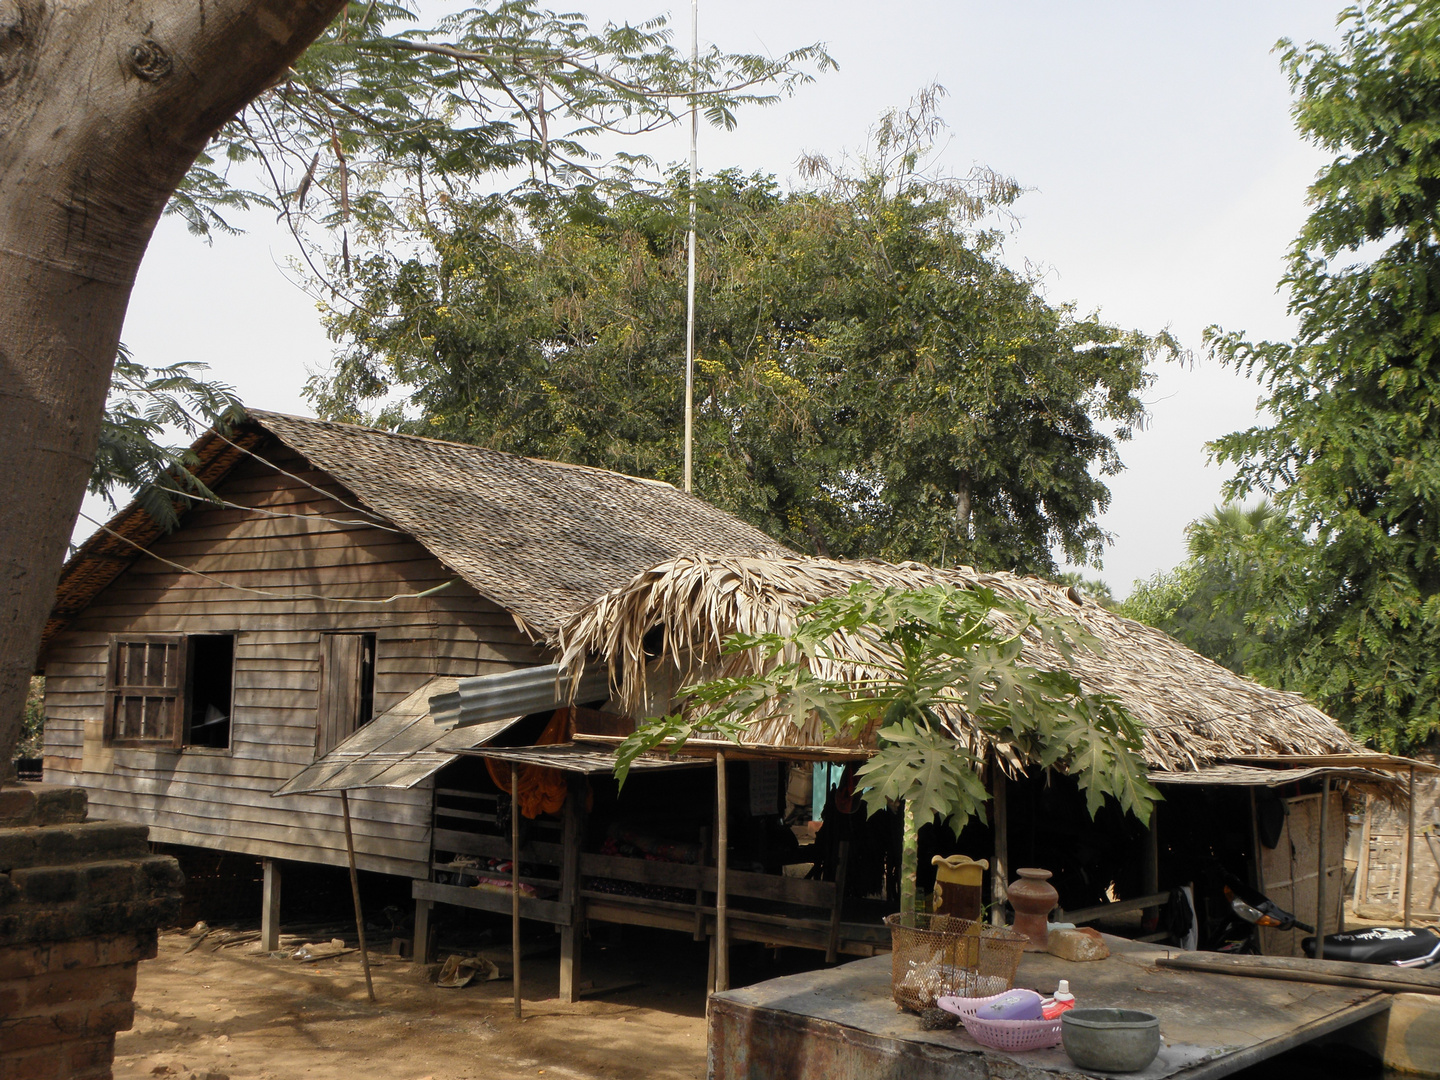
272 677 524 796
1149 763 1403 800
456 742 705 775
429 663 609 729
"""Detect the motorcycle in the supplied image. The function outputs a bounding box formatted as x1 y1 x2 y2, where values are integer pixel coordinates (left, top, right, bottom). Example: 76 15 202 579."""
1221 875 1440 968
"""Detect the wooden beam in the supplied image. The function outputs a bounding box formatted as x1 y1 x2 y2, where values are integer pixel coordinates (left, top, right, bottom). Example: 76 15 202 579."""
1406 765 1418 929
512 762 522 1020
340 791 375 1003
991 766 1008 926
558 778 584 1004
1157 951 1440 997
260 858 281 953
716 751 730 992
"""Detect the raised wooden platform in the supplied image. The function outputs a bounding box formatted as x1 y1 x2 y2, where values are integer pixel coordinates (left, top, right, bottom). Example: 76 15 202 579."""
708 936 1392 1080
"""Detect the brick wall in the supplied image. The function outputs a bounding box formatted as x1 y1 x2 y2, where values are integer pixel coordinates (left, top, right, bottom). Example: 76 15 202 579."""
0 784 182 1079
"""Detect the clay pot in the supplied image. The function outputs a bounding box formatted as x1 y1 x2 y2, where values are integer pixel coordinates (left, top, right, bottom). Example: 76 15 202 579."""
1008 867 1059 951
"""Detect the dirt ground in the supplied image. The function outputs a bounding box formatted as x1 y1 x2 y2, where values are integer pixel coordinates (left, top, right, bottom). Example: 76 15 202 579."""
115 929 710 1080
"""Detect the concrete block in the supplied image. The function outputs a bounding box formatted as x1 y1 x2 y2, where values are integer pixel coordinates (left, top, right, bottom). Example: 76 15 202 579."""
1047 927 1110 962
1380 992 1440 1077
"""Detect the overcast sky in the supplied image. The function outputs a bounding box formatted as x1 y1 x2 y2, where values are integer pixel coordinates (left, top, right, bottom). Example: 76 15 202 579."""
117 1 1343 596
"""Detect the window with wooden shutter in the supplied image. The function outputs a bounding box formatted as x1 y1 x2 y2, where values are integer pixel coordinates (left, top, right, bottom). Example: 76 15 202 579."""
317 633 377 757
105 635 186 748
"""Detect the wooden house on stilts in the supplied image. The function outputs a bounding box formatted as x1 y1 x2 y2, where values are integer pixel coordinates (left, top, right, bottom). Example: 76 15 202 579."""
39 411 1437 1010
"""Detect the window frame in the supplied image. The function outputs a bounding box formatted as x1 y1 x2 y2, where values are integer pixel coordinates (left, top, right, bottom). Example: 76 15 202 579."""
103 634 188 749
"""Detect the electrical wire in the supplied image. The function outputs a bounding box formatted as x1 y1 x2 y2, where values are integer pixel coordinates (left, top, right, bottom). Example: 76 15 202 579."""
79 511 456 606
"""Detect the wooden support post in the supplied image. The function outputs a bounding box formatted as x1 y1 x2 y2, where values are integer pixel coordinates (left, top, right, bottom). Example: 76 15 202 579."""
716 751 730 993
991 767 1008 926
511 763 522 1020
826 840 850 964
1142 810 1160 924
260 858 281 953
413 898 432 965
1316 777 1329 961
1355 795 1373 909
693 826 710 942
340 791 375 1003
558 778 584 1004
1406 765 1417 930
1249 788 1266 953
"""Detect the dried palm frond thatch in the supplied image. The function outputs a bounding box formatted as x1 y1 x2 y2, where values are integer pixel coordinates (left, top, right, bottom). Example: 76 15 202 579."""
554 554 1361 774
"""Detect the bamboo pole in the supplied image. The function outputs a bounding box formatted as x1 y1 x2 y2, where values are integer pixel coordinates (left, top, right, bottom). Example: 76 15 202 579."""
1316 777 1328 961
1406 765 1417 930
512 763 522 1019
339 790 375 1003
715 751 730 991
990 768 1008 926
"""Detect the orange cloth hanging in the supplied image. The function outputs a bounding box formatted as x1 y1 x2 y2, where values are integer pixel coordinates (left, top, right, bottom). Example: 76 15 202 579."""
486 709 570 819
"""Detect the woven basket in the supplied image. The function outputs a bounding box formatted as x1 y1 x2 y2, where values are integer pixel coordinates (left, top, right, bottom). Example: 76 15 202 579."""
886 912 1028 1013
938 993 1064 1052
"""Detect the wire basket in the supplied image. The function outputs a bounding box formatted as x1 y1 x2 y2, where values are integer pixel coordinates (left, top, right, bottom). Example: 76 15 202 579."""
886 912 1028 1013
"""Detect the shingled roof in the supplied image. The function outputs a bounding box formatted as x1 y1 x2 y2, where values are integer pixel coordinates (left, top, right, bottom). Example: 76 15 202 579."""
45 410 789 651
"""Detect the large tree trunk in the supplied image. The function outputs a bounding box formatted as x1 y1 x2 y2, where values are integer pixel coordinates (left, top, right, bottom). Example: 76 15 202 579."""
0 0 345 769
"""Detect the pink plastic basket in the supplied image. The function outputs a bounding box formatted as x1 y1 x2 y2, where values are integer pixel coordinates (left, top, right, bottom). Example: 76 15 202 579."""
936 992 1064 1052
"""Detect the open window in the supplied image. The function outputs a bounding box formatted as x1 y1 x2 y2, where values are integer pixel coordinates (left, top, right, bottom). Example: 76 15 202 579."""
317 633 377 757
104 634 234 749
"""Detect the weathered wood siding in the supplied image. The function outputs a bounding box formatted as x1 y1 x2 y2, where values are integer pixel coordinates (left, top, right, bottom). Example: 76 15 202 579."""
40 440 547 878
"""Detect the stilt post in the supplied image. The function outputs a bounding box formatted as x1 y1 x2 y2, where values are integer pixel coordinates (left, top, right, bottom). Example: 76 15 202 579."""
512 763 522 1019
558 777 585 1004
260 858 281 953
716 751 730 992
413 898 432 965
340 790 375 1003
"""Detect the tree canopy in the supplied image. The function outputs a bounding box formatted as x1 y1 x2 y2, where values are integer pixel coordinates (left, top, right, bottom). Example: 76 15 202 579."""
310 98 1175 575
1205 0 1440 749
1119 501 1285 675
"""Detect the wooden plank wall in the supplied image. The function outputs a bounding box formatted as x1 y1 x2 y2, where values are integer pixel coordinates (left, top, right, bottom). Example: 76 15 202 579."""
1259 791 1345 957
40 439 547 878
1355 771 1440 919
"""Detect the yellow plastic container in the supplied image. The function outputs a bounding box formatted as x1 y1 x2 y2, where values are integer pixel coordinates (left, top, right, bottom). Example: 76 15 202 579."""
932 854 989 921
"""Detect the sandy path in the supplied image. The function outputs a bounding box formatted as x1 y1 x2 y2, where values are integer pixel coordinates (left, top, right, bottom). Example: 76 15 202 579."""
115 932 709 1080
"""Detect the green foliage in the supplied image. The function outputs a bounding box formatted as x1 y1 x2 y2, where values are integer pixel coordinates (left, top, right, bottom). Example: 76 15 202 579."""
170 0 831 257
614 583 1158 835
92 348 246 531
1206 0 1440 749
310 95 1174 574
1119 501 1286 675
17 677 43 759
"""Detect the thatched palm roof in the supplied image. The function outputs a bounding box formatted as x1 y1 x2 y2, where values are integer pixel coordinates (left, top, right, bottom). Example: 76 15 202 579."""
45 411 789 650
554 554 1361 774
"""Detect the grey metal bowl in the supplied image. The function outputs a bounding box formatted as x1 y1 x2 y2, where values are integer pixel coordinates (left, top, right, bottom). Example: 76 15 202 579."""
1061 1009 1161 1073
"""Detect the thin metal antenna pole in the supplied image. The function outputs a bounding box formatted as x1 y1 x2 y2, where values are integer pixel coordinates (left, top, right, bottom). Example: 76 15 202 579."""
683 0 698 493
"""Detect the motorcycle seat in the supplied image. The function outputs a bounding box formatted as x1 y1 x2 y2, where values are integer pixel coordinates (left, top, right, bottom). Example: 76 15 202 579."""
1301 926 1440 964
